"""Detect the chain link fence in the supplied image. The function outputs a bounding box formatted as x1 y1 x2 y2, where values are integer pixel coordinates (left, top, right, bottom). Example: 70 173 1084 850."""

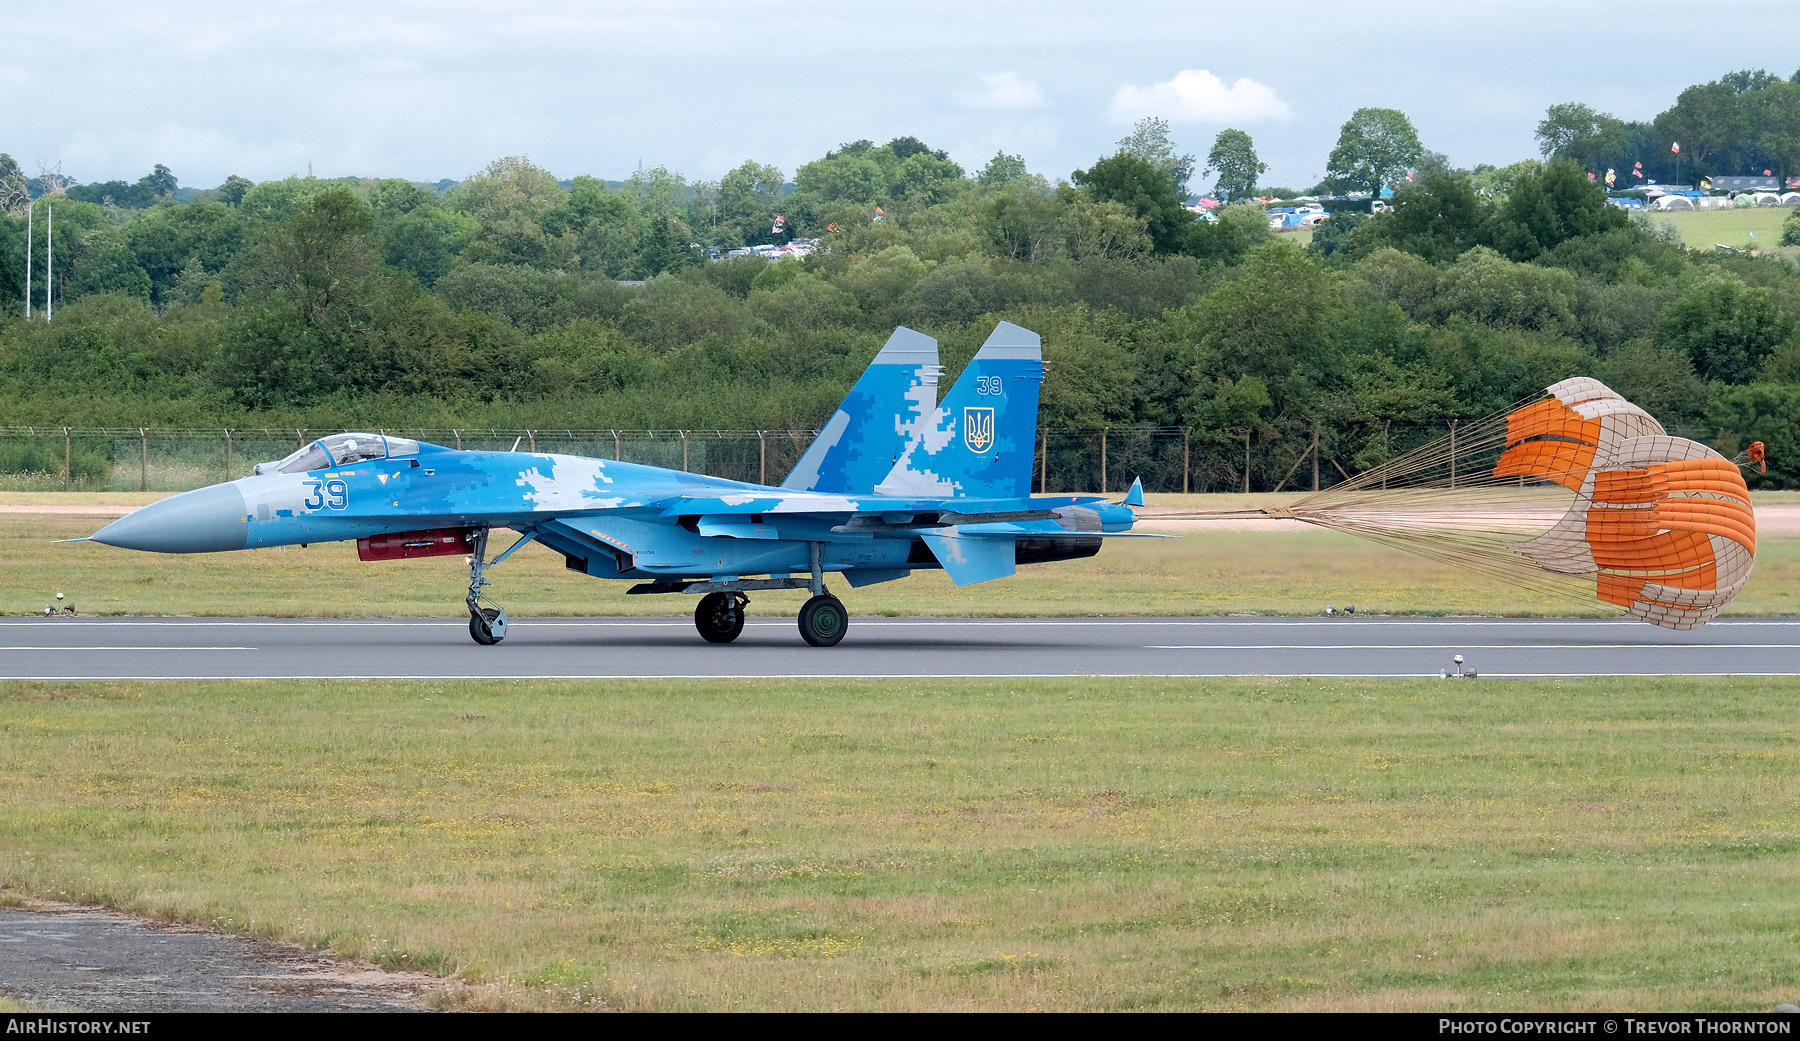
0 422 1742 495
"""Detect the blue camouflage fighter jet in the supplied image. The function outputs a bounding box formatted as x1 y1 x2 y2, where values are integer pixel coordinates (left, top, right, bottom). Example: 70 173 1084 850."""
86 322 1149 647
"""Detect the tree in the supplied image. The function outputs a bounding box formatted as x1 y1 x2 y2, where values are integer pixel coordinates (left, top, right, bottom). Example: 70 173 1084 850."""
1486 159 1628 261
1658 279 1796 383
1349 171 1485 264
980 177 1060 262
1116 117 1196 196
1755 80 1800 187
0 154 26 214
218 175 254 207
1203 129 1261 203
446 156 567 224
1178 241 1344 430
1057 199 1151 261
1072 152 1194 254
1535 102 1629 172
977 152 1028 188
247 187 378 330
1325 108 1423 196
1654 80 1746 171
794 153 885 205
138 164 178 201
883 136 949 162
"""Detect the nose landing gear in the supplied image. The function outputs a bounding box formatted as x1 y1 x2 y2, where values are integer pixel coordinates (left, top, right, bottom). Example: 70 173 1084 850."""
465 527 536 646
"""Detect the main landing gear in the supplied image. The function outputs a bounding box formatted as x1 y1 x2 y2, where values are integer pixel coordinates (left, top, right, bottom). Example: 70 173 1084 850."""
797 594 847 647
688 590 847 646
695 591 748 643
684 543 849 647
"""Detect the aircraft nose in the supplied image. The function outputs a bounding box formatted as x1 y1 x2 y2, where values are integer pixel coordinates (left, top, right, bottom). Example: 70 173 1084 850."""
91 483 250 553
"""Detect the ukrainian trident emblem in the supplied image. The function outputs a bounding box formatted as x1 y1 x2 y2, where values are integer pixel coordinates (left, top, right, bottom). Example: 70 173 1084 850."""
963 407 995 453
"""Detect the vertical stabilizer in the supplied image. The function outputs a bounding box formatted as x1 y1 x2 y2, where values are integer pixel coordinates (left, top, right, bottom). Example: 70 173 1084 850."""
876 321 1044 499
782 327 941 493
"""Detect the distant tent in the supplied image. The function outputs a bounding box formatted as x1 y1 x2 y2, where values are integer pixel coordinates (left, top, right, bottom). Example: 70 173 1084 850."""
1780 193 1800 206
1753 193 1781 207
1654 195 1695 211
1732 194 1755 208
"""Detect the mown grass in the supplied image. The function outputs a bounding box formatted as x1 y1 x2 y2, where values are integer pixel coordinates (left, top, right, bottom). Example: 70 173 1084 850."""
2 676 1798 1011
1657 206 1792 250
10 493 1800 618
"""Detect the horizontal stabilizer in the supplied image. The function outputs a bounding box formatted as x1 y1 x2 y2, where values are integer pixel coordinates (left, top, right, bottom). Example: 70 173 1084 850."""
919 528 1017 586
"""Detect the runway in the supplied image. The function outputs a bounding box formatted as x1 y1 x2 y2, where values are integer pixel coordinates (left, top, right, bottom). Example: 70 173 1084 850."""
2 615 1797 679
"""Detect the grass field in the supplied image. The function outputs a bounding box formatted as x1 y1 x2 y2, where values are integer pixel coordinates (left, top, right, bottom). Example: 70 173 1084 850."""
10 492 1800 619
1656 207 1794 251
3 676 1798 1011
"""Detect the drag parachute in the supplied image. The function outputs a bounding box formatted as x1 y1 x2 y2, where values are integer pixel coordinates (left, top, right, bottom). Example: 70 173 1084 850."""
1175 379 1760 630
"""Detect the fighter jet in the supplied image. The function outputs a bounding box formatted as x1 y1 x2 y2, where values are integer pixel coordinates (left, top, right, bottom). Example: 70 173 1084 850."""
85 322 1149 647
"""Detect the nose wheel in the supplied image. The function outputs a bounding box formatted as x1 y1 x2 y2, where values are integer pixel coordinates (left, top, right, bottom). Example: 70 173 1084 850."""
469 606 507 645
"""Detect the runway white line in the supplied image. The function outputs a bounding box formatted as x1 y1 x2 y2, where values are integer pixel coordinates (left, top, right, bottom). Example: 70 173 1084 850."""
0 646 256 651
8 672 1799 681
10 618 1800 628
1144 643 1800 650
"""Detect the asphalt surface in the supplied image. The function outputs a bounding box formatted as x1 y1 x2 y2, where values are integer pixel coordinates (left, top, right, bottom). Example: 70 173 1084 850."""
0 908 430 1012
2 615 1797 678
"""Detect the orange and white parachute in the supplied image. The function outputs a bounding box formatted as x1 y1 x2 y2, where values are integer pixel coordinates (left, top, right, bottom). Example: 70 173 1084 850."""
1160 378 1759 630
1493 379 1754 629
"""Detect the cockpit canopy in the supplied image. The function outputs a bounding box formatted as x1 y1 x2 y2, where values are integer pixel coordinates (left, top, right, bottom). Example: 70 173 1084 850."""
254 433 421 475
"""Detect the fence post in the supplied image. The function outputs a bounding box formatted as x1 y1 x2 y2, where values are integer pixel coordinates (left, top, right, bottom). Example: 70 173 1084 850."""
1182 426 1191 495
1100 427 1108 495
612 430 621 461
680 430 689 472
63 427 70 492
224 429 233 481
1449 419 1459 489
1312 422 1320 493
1038 427 1048 494
527 430 536 453
1244 430 1251 494
758 430 767 485
139 428 148 492
454 429 463 450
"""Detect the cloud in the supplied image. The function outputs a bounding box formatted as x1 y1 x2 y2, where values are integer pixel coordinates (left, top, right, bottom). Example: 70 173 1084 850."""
1108 69 1291 123
953 72 1047 110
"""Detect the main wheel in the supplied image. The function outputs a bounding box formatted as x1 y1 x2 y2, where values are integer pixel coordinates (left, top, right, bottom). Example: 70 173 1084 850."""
797 594 848 647
469 606 505 645
695 591 747 643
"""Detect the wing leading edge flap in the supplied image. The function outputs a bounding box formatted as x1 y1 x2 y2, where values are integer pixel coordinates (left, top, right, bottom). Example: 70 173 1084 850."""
918 527 1017 586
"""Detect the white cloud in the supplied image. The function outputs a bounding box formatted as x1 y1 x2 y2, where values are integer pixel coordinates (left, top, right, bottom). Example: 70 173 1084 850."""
1108 69 1291 123
953 72 1047 110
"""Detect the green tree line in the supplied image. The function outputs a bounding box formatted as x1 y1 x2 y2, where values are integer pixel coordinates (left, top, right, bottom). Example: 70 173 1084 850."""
1536 67 1800 186
2 105 1799 489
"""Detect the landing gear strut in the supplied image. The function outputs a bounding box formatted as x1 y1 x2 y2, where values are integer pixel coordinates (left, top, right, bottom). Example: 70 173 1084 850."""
695 591 748 643
465 526 538 646
797 541 847 647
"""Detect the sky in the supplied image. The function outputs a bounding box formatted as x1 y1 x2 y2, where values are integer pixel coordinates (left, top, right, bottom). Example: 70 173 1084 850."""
6 0 1799 193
